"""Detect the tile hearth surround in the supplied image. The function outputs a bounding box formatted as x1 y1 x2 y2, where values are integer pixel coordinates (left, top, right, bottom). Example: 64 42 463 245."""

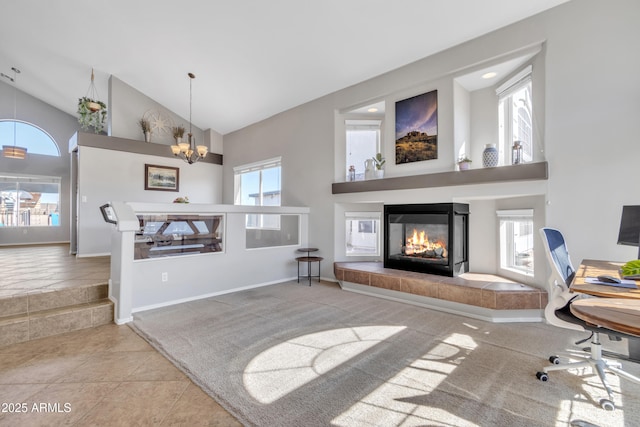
334 262 547 311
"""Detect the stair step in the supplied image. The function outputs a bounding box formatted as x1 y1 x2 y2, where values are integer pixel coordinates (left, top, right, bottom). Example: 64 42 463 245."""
0 283 108 320
0 298 113 347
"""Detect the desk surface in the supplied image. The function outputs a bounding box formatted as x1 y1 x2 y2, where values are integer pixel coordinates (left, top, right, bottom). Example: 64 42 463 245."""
570 298 640 337
570 259 640 299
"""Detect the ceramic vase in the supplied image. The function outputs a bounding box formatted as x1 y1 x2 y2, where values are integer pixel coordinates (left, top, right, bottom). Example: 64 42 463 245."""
482 144 499 168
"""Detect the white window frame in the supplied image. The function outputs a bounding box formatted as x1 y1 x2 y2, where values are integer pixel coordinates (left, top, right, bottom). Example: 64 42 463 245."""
345 211 381 256
234 157 282 229
497 209 534 277
345 120 381 181
497 66 533 165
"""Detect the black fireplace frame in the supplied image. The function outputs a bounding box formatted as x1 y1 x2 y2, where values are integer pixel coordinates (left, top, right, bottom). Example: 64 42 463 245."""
383 203 469 277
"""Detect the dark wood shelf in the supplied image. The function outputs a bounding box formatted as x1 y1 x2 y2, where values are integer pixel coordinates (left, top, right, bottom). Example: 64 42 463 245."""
70 132 223 165
332 161 548 194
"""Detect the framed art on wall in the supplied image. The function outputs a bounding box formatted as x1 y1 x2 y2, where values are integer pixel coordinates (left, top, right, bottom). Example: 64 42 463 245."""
395 90 438 164
144 164 179 191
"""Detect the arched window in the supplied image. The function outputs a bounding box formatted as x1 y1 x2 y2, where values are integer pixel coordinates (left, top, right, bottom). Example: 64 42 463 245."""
0 120 60 156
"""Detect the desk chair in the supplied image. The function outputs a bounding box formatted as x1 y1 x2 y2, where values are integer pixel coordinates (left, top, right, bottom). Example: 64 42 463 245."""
537 227 640 410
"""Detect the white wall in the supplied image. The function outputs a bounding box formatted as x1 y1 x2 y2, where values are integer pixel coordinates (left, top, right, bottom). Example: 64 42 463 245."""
222 0 640 284
76 146 222 256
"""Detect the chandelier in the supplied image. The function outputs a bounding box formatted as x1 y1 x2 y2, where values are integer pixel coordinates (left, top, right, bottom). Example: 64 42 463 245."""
1 67 27 159
170 72 208 164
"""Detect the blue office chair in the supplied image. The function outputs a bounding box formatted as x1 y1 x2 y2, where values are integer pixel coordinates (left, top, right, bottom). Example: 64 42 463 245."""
537 227 640 410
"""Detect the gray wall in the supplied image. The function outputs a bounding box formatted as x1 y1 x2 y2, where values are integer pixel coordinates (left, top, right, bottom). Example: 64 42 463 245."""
0 80 78 245
222 0 640 284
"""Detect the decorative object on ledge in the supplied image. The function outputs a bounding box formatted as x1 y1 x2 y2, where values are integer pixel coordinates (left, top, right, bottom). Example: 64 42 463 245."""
395 90 438 164
172 125 185 144
170 72 208 164
144 164 179 192
77 69 107 134
482 144 499 168
512 140 523 165
348 165 356 181
457 157 472 171
372 152 386 179
331 161 549 194
139 118 151 142
173 196 189 203
0 67 27 159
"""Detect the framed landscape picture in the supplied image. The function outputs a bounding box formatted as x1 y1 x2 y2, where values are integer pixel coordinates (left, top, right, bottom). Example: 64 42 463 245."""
145 164 179 191
395 90 438 164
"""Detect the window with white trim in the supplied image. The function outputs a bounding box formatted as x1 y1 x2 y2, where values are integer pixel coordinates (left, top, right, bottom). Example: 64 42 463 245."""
234 157 281 229
497 66 533 165
0 120 60 156
346 120 380 180
497 209 534 276
0 174 61 227
345 211 381 256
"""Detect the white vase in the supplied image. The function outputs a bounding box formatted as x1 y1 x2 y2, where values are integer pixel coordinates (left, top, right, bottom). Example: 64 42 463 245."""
482 144 499 168
374 169 384 179
144 131 151 142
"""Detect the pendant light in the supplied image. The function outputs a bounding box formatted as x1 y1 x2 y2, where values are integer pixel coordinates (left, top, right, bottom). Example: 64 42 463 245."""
1 67 27 159
170 72 208 164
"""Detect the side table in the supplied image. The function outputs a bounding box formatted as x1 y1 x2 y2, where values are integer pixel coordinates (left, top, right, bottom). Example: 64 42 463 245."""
296 248 322 286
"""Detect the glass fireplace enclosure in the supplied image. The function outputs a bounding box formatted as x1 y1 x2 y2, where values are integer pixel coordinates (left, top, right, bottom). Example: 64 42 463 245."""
384 203 469 277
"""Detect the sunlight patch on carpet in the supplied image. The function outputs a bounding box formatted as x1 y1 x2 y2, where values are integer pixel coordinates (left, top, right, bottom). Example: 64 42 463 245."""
243 325 406 404
332 332 478 426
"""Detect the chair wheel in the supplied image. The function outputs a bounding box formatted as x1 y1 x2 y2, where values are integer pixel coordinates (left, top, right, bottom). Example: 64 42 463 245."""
536 371 548 382
549 356 561 365
600 399 615 411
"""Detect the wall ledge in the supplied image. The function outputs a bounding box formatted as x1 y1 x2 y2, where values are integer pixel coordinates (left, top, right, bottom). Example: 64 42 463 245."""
332 161 548 194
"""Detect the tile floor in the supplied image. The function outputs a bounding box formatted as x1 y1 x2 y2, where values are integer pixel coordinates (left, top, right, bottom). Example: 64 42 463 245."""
0 244 241 426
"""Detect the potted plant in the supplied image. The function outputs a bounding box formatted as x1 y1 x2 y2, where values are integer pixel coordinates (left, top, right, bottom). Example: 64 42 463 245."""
172 125 185 143
77 97 107 133
139 118 152 142
372 153 386 178
457 156 472 171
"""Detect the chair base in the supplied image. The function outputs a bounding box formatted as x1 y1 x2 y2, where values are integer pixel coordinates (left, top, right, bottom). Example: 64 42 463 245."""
536 332 640 410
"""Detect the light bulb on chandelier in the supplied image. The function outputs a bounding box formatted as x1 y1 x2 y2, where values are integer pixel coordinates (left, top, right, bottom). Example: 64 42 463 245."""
170 72 208 164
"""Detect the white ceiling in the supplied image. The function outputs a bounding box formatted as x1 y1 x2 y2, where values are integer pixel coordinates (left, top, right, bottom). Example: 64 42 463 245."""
0 0 569 135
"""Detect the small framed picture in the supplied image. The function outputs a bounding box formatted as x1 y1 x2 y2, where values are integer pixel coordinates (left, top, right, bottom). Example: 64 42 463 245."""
145 164 179 192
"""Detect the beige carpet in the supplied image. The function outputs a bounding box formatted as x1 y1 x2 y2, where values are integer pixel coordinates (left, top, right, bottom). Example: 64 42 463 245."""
130 281 640 426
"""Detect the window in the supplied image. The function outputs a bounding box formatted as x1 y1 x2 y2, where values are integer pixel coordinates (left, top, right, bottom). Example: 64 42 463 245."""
0 175 61 227
346 120 380 180
345 212 381 256
0 120 60 156
234 157 281 228
497 209 534 276
497 66 533 165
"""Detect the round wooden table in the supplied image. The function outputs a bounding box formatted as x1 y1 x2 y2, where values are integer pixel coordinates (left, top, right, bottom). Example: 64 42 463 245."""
296 248 322 286
570 298 640 337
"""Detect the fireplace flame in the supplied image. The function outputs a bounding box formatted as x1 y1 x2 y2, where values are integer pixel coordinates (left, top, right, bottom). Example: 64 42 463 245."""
404 228 447 257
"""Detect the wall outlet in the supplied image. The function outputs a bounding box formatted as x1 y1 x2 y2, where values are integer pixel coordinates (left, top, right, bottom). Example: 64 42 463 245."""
161 272 168 282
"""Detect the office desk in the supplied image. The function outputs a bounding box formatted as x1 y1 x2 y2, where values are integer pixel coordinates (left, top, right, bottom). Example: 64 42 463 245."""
571 259 640 361
571 298 640 337
570 259 640 299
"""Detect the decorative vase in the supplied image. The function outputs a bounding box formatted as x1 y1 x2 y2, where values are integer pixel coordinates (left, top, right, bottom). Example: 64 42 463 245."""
374 169 384 179
144 131 151 142
458 161 471 171
482 144 499 168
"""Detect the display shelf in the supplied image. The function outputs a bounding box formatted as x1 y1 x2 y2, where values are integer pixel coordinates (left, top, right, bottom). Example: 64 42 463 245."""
332 161 548 194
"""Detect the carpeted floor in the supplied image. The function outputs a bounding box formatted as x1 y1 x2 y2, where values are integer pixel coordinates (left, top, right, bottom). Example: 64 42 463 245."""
130 281 640 426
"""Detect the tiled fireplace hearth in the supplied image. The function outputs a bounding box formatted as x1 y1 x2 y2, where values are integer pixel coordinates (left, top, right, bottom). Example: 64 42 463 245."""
334 262 547 322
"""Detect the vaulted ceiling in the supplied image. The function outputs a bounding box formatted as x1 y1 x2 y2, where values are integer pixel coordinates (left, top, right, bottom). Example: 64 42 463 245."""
0 0 569 135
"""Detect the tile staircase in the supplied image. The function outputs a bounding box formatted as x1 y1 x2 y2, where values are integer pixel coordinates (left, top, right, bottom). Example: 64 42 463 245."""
0 283 113 347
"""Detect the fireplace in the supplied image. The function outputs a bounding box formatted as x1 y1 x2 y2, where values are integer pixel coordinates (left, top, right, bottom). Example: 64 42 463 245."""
384 203 469 277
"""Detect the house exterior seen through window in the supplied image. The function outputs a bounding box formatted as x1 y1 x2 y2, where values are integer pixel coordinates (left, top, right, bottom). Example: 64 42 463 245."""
234 157 281 229
345 212 381 256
